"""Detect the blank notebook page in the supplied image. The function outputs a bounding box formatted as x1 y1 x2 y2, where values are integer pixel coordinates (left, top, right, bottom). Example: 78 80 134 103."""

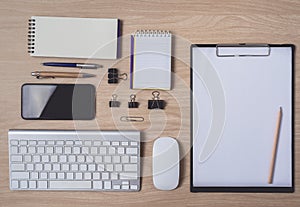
29 16 118 59
131 31 172 90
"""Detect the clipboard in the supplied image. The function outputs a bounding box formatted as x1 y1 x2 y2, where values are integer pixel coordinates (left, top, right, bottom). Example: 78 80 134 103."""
190 44 294 192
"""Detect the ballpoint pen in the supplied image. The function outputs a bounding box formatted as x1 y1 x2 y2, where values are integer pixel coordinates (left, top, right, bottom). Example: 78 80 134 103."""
42 62 101 69
31 71 96 79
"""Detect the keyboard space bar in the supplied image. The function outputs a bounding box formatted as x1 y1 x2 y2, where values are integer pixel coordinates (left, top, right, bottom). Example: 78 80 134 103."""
49 181 91 189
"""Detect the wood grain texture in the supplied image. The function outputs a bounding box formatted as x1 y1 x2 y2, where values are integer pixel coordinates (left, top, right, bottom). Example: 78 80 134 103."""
0 0 299 206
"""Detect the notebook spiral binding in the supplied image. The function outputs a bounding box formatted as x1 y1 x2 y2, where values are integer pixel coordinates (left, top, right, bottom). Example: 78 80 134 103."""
28 18 36 54
135 30 171 37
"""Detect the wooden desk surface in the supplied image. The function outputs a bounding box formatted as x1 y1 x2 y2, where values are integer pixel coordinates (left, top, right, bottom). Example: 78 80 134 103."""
0 0 299 206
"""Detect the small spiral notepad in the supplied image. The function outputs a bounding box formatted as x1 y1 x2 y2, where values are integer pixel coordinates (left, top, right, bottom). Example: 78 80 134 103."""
130 30 172 90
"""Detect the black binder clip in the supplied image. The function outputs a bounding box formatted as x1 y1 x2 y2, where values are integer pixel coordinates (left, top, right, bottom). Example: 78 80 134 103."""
109 94 120 107
128 94 139 108
108 68 127 84
148 91 165 109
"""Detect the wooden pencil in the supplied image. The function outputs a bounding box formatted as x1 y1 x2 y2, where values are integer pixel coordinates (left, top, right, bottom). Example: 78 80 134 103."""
268 107 283 184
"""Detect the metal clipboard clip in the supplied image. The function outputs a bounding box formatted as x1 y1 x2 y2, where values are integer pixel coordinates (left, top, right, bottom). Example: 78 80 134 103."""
216 43 271 57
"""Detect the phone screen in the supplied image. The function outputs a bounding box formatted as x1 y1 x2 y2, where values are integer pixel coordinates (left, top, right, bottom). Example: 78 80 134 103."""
22 84 96 120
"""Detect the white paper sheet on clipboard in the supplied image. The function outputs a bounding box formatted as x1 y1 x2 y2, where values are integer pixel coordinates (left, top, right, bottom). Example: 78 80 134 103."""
191 44 293 190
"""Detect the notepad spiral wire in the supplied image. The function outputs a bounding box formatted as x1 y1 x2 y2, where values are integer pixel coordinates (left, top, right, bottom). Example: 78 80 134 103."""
28 18 36 54
135 30 171 37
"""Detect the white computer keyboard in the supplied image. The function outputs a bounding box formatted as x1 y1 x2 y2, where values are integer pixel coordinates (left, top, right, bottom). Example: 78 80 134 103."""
8 130 140 191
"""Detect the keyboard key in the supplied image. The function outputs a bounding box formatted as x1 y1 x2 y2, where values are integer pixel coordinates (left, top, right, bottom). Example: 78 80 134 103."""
62 164 69 171
31 172 38 179
82 147 89 154
38 181 47 189
29 181 37 189
59 155 67 162
41 155 49 162
75 173 83 180
27 163 34 171
97 164 104 171
44 164 51 171
84 172 91 179
11 180 19 189
11 155 22 162
53 164 60 171
11 164 25 171
46 147 54 154
74 141 82 145
10 140 18 145
40 172 48 179
115 164 122 171
108 147 116 155
121 142 128 146
101 172 109 180
88 164 96 171
11 172 29 179
103 141 110 146
117 147 125 154
11 146 18 154
120 173 138 180
112 142 119 146
33 155 40 162
71 164 79 171
49 181 92 189
130 156 138 163
130 185 138 190
64 147 72 154
94 156 102 163
47 141 55 145
37 147 44 153
20 140 28 145
77 155 85 162
84 141 92 146
111 173 118 180
56 141 64 145
20 180 28 189
93 141 101 146
68 155 76 162
28 146 36 154
37 141 46 145
113 185 120 190
113 156 120 163
20 146 27 153
93 181 102 189
80 164 87 171
66 173 73 179
106 164 113 172
121 156 129 163
28 141 37 145
35 164 43 171
65 141 73 145
124 164 138 172
99 147 106 154
50 155 58 162
126 148 137 155
55 147 63 154
131 142 138 146
121 185 129 190
91 147 97 154
57 173 64 179
73 147 80 154
104 156 111 163
24 155 32 162
49 172 56 179
92 172 100 179
104 181 111 189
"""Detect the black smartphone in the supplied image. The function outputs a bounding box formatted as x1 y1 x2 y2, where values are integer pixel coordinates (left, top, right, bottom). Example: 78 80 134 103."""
21 84 96 120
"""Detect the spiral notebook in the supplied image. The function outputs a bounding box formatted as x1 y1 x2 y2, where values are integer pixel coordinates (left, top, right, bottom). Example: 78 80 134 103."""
28 16 119 59
130 30 172 90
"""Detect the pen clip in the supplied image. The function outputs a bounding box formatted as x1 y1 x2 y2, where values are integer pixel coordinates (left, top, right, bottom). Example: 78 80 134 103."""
35 75 55 79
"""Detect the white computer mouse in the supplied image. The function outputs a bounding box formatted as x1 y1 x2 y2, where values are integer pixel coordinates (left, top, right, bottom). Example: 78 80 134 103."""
152 137 179 190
